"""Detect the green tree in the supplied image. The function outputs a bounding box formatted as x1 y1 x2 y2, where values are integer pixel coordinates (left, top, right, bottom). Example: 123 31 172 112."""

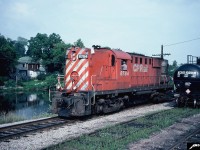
27 33 69 73
0 34 17 78
172 60 178 68
168 60 179 76
52 42 72 73
14 37 28 57
27 33 49 60
74 38 85 48
43 42 71 73
27 34 86 73
42 33 62 71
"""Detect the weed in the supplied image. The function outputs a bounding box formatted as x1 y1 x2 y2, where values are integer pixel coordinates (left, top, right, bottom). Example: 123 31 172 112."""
0 111 25 124
46 108 200 150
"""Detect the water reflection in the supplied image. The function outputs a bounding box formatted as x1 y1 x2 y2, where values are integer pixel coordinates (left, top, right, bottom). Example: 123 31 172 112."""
0 92 51 119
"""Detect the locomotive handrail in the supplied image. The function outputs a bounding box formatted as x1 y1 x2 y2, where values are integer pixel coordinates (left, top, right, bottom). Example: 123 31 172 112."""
57 74 65 77
91 75 96 105
84 93 90 106
56 74 65 91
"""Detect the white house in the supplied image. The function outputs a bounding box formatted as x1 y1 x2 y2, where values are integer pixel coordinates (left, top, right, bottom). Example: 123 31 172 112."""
16 56 46 79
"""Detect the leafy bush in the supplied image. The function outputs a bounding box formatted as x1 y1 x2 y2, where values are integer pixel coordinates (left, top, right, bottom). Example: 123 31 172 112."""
0 76 8 86
45 74 57 88
4 79 16 87
37 74 46 81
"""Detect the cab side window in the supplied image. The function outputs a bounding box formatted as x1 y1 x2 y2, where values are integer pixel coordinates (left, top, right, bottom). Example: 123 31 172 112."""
121 59 127 71
111 55 115 66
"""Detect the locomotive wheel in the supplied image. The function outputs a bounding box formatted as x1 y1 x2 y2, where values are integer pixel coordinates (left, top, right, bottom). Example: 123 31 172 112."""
152 96 159 103
175 98 179 107
176 98 183 108
95 104 104 114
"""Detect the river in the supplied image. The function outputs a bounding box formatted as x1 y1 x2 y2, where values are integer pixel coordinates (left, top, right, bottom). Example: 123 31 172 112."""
0 91 52 120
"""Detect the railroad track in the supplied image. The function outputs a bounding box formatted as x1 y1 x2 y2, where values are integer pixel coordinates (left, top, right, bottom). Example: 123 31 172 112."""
168 127 200 150
0 101 175 143
0 117 73 142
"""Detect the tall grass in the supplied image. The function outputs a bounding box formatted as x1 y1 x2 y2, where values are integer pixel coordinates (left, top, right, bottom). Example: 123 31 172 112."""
31 112 57 119
0 111 56 125
0 112 25 124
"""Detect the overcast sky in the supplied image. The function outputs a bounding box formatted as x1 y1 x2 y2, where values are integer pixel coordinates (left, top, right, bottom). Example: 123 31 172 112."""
0 0 200 64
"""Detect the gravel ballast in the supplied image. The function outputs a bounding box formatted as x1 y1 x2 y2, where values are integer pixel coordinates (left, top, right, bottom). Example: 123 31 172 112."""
1 102 174 150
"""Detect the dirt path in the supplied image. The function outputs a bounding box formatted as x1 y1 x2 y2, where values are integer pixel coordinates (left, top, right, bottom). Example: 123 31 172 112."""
128 113 200 150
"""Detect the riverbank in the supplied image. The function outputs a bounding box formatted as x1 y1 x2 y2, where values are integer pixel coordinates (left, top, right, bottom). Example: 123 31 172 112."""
0 74 57 92
0 76 57 124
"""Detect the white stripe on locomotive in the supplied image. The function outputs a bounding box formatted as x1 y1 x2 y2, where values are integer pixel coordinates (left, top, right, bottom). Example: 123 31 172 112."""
78 61 89 77
65 59 86 84
65 49 85 89
80 81 89 91
65 48 85 74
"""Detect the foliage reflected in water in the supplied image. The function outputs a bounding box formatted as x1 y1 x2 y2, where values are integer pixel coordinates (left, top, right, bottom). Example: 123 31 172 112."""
0 92 55 124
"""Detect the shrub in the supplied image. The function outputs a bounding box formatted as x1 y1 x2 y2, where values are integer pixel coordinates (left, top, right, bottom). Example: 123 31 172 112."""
0 76 8 86
37 74 46 81
45 74 57 88
4 79 16 87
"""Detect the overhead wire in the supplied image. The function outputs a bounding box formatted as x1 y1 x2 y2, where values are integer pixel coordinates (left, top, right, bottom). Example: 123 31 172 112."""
164 37 200 47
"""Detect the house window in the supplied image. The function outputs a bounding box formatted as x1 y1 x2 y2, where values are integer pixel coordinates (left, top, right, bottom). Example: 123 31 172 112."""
23 64 25 67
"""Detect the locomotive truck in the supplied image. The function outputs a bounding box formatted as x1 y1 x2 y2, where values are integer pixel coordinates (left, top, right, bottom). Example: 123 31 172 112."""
174 55 200 107
52 45 172 117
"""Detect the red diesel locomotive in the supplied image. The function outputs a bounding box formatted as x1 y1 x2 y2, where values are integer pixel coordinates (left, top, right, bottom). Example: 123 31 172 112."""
52 45 172 117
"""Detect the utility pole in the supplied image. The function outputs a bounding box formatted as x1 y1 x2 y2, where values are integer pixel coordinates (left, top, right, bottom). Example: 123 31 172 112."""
161 45 163 59
152 45 171 59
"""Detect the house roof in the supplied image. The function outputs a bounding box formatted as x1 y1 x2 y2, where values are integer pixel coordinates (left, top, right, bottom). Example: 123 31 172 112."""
18 56 38 64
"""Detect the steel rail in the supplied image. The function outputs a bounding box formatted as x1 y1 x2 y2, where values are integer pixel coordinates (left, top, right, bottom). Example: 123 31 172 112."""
167 127 200 150
0 117 70 142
